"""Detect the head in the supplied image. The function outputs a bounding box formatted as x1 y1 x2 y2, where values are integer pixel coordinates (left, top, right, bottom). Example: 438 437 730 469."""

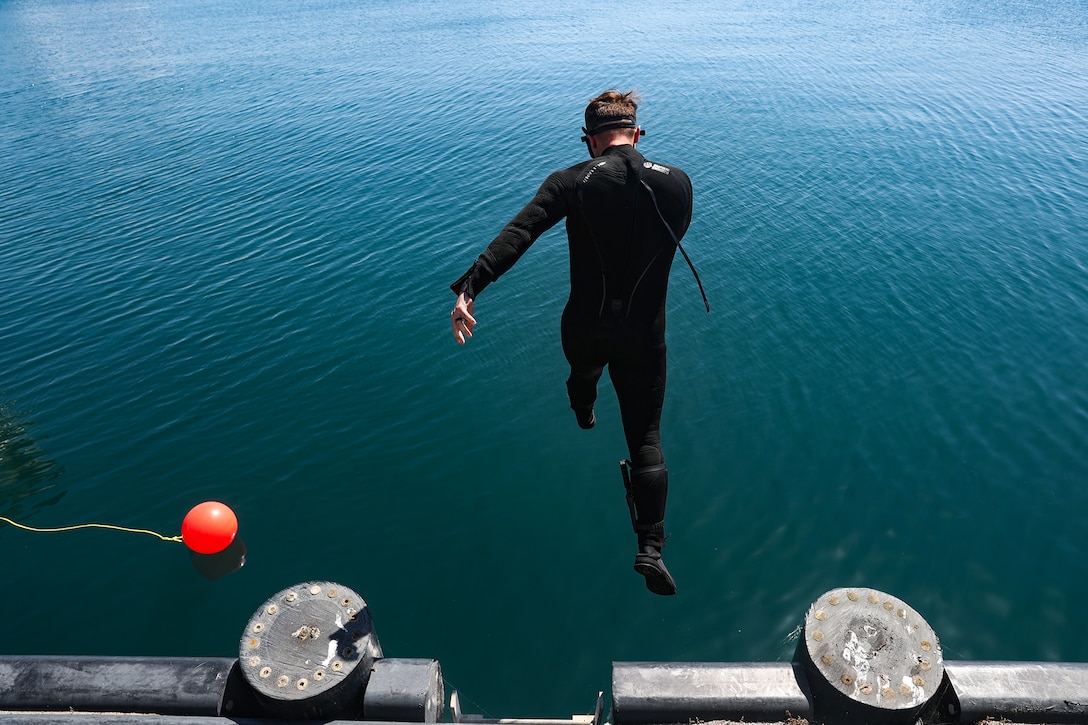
581 89 644 158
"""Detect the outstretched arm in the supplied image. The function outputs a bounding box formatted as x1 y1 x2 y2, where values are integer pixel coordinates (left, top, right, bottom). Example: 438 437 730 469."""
447 168 573 345
450 292 476 344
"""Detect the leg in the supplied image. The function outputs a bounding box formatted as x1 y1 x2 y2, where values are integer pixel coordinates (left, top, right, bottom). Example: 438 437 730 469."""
611 339 667 509
561 325 605 430
611 341 675 595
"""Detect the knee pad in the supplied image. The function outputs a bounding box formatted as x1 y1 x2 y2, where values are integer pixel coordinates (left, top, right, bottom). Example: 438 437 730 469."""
632 445 663 471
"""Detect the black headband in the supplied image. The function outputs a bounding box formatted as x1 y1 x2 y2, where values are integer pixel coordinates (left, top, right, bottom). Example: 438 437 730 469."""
580 116 644 142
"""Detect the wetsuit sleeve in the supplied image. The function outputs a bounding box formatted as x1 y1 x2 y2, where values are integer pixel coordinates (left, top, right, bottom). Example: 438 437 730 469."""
450 171 570 298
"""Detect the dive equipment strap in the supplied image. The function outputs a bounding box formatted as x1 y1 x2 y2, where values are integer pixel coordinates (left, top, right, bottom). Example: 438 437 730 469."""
619 460 637 534
640 180 710 313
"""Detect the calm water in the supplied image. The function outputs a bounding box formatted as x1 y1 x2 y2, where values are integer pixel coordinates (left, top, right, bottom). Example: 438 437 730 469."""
2 0 1087 718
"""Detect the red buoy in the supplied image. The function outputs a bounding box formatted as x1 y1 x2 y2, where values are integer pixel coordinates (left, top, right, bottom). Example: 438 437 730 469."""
181 501 238 554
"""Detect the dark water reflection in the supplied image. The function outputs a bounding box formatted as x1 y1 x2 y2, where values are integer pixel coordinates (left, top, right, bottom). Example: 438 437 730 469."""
0 401 66 518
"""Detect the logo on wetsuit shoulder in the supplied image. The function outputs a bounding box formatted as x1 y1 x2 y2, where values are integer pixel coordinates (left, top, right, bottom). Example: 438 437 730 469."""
643 162 670 175
581 159 608 184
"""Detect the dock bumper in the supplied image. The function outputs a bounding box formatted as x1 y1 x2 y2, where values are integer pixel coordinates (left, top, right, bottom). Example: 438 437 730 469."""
612 661 812 724
942 661 1088 724
611 660 1088 724
0 655 249 716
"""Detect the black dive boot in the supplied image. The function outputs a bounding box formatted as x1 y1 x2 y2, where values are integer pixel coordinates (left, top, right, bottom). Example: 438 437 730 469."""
634 522 676 596
573 406 596 430
566 379 596 429
620 460 677 596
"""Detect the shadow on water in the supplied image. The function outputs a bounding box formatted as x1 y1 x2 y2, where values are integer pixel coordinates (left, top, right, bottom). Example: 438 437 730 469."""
0 401 66 518
190 536 247 580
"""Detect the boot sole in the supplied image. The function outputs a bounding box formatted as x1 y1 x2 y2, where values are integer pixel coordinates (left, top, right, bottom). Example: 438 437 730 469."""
634 557 677 596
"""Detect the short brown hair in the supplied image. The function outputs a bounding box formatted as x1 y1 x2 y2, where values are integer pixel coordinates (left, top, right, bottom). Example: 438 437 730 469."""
584 89 640 136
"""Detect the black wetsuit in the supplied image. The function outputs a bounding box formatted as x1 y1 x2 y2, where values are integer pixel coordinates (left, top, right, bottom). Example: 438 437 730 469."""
451 144 692 529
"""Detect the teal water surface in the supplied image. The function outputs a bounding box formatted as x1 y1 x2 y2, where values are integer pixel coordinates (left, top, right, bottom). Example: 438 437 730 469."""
2 0 1087 718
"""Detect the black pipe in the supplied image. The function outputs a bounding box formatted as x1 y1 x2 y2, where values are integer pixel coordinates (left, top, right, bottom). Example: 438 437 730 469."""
0 656 245 716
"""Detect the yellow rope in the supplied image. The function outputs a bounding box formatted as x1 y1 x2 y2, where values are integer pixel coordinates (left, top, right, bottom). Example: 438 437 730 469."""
0 516 182 543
